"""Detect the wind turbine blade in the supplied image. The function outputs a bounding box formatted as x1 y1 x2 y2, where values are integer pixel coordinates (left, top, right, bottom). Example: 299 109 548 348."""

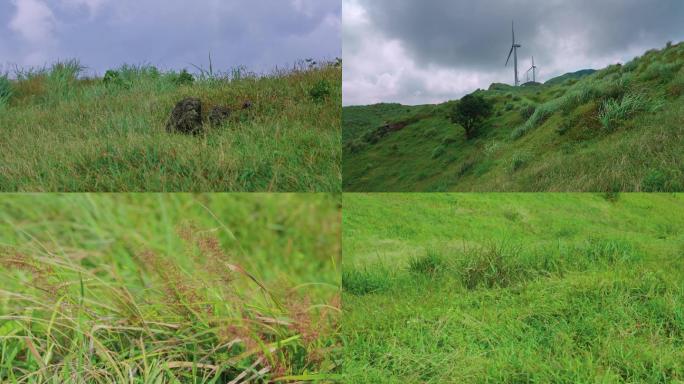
506 46 514 66
532 56 535 66
512 21 515 44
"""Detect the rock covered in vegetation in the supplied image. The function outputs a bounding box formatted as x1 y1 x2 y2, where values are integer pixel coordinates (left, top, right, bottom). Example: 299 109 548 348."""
208 105 232 127
166 97 203 134
242 100 253 110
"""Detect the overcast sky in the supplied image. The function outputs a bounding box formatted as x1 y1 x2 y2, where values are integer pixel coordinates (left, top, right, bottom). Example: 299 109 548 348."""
0 0 340 76
343 0 684 106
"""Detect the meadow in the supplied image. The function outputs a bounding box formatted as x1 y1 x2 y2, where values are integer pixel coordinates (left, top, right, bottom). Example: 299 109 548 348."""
343 41 684 192
343 193 684 383
0 60 341 192
0 193 341 383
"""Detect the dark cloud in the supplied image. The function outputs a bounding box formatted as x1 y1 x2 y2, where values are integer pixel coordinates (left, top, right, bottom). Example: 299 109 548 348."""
344 0 684 105
1 0 340 75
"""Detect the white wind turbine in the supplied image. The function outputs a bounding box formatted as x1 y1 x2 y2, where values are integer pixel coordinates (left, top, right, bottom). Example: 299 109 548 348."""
526 56 537 83
505 21 522 86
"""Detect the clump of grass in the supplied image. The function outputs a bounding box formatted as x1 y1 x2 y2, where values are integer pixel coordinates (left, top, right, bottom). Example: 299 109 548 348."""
667 73 684 98
577 238 641 264
408 249 447 276
519 104 535 119
343 266 393 295
509 152 530 172
450 239 640 290
45 59 85 102
511 99 559 139
512 79 626 139
598 92 652 131
455 243 528 289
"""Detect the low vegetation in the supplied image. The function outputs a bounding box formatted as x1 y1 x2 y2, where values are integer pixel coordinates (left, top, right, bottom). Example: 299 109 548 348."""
0 194 341 382
343 193 684 383
343 41 684 192
0 59 341 192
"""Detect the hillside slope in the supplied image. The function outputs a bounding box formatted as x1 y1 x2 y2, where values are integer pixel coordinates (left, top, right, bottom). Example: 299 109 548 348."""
343 42 684 192
0 60 341 192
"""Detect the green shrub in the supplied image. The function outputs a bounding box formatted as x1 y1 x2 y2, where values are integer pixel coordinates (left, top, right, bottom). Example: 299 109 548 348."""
102 70 128 89
450 93 493 139
309 79 332 102
168 69 195 86
103 70 119 84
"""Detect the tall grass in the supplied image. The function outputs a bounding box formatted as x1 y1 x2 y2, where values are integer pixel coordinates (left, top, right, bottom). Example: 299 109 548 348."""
511 78 628 139
598 92 663 131
0 75 11 108
0 59 341 192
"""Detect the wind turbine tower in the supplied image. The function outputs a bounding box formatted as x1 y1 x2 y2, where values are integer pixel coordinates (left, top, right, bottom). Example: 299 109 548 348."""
505 21 521 86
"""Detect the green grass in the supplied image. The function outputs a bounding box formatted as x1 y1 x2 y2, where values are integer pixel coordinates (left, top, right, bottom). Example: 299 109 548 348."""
343 193 684 383
343 41 684 192
0 193 341 382
0 60 341 192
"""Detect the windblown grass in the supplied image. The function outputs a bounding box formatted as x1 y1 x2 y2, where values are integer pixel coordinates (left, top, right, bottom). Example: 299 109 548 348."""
343 193 684 383
0 59 341 192
0 194 341 383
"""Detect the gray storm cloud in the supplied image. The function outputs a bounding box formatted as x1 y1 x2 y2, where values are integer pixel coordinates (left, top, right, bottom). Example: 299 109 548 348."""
1 0 340 75
343 0 684 105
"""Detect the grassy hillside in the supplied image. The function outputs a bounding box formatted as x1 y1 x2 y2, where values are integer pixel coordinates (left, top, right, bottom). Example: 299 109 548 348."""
343 41 684 192
0 60 341 192
342 193 684 383
0 194 341 382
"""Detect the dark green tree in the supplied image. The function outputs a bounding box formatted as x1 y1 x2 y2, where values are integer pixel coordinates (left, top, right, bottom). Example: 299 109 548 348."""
450 94 493 139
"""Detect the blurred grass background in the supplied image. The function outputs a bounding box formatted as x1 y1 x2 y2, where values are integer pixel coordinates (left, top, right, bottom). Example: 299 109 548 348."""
0 193 341 382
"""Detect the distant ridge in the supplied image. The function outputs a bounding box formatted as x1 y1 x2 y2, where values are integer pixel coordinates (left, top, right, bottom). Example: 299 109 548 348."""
545 69 597 85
